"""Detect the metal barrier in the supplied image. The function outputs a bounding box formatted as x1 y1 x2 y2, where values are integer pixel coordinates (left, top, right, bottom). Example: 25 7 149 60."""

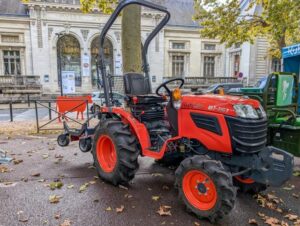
34 98 90 133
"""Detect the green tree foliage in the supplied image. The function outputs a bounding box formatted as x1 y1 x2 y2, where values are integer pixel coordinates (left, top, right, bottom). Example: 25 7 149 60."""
80 0 117 14
194 0 300 57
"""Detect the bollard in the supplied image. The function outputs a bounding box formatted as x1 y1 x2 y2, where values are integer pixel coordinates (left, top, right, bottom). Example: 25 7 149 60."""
48 102 52 120
86 100 89 126
27 94 30 107
35 101 39 133
9 102 13 122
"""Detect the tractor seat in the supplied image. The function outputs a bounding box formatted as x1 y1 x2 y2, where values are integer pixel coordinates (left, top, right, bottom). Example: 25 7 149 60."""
123 73 165 104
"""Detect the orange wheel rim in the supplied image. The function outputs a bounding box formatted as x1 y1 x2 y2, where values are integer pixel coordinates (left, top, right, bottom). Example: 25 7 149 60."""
235 176 255 184
182 170 217 211
96 135 117 173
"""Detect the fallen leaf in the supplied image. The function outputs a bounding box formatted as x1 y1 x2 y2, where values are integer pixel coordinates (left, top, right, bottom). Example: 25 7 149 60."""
265 216 280 226
283 185 295 191
13 159 23 165
292 193 299 199
31 173 40 177
258 212 266 219
17 211 29 222
42 154 49 159
249 219 258 225
55 154 64 159
0 165 9 173
194 222 201 226
119 185 128 190
49 181 63 190
89 180 96 185
116 205 125 213
152 196 160 201
105 207 112 211
54 214 60 219
162 185 169 190
293 171 300 177
157 205 172 216
38 179 45 183
60 219 71 226
285 214 298 221
67 184 74 189
281 221 289 226
49 195 62 204
124 194 133 199
152 173 163 177
79 183 89 193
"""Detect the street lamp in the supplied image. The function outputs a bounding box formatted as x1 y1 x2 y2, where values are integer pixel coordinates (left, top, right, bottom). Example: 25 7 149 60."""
56 32 65 96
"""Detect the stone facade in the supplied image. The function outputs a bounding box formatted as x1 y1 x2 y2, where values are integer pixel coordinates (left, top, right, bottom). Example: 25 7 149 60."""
0 0 226 95
225 0 280 85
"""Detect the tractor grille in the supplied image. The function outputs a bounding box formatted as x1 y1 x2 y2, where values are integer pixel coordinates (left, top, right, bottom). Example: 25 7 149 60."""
226 116 268 154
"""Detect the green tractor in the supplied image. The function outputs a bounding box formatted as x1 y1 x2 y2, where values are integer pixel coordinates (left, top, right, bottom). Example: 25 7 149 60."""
229 72 300 157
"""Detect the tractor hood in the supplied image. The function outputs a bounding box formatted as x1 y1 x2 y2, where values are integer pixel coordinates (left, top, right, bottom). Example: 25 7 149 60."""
181 94 262 117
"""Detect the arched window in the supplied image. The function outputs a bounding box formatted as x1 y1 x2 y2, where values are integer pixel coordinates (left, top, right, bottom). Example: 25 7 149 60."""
57 35 82 87
91 37 114 86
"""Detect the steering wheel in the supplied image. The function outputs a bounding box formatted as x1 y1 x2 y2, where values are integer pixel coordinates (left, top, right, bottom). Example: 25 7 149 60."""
156 78 184 96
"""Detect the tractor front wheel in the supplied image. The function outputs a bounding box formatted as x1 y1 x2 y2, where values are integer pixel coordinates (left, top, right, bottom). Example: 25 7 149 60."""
92 119 139 185
175 156 236 222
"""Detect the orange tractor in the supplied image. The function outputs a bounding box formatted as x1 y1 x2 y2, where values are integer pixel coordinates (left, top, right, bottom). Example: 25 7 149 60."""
91 0 294 221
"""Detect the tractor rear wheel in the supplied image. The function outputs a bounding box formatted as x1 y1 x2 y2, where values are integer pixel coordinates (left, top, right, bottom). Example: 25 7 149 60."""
233 176 267 194
92 119 139 185
175 156 236 222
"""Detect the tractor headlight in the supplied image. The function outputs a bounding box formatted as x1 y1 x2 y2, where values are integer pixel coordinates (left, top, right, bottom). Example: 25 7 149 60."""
172 88 182 110
233 104 259 119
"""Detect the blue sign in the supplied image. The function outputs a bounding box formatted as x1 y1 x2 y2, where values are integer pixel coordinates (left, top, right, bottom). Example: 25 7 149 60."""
282 43 300 59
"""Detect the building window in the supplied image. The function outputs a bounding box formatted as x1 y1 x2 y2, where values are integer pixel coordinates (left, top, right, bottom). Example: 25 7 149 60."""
172 55 185 77
204 44 216 50
57 35 82 87
91 37 114 86
3 50 21 75
272 58 281 72
203 56 215 77
172 42 185 50
234 54 240 76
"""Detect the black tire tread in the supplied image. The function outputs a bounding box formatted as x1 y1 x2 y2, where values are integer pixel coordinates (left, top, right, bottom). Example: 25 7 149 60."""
175 156 236 222
92 119 139 185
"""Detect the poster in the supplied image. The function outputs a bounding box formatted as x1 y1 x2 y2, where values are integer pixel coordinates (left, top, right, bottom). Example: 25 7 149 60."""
115 54 123 75
62 71 75 94
82 54 90 77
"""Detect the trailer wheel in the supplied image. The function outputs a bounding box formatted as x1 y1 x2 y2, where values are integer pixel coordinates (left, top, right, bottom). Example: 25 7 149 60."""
79 138 92 153
92 119 139 185
57 134 70 147
175 156 236 222
233 176 267 194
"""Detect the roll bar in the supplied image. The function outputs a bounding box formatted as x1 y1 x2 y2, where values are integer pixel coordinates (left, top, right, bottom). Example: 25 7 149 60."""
98 0 171 107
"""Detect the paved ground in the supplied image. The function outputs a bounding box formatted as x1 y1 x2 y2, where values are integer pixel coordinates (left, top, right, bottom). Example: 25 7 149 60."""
0 134 299 226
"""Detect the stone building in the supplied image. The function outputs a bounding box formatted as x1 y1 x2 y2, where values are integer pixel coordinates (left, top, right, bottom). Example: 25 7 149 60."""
225 0 281 85
0 0 226 97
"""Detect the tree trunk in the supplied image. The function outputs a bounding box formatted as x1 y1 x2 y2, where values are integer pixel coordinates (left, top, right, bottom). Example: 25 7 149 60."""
121 5 142 73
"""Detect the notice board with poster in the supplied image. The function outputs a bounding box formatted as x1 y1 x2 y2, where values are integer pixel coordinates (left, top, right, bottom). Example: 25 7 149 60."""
62 71 75 94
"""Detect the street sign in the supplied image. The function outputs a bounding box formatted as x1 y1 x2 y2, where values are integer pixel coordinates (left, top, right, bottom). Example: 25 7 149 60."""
282 43 300 59
62 71 75 94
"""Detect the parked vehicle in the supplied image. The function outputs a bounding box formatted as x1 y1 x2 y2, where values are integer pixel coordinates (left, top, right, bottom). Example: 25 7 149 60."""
91 91 125 113
197 83 244 95
229 72 300 157
58 0 294 221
